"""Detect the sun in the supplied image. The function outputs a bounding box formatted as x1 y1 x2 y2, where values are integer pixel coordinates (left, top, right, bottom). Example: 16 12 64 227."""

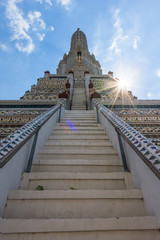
117 78 128 89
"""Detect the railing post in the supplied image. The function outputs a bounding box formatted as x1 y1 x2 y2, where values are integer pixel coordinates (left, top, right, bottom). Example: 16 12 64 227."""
116 128 129 172
86 101 88 110
26 126 40 172
58 104 62 123
70 100 72 110
96 105 99 123
90 101 93 110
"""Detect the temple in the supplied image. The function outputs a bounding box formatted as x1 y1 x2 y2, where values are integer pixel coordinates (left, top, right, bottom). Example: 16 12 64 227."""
1 28 160 146
0 29 160 239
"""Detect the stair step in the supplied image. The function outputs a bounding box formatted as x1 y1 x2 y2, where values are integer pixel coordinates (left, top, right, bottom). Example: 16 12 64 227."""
1 217 159 240
45 140 112 147
72 103 86 104
57 123 100 127
60 121 97 124
61 118 96 120
51 131 106 135
65 110 94 112
53 129 104 134
65 110 91 112
20 172 133 190
60 115 96 117
72 100 85 102
71 108 86 109
63 113 95 115
72 103 86 105
71 107 86 108
48 135 109 140
54 124 101 128
39 146 116 154
4 190 145 219
54 127 102 131
34 159 122 165
38 153 118 160
65 111 94 114
51 124 103 130
32 159 123 172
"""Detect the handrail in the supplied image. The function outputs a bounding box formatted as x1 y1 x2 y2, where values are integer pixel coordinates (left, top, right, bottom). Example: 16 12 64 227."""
85 85 89 110
70 80 74 110
86 100 88 110
84 79 90 110
0 99 65 168
92 99 160 179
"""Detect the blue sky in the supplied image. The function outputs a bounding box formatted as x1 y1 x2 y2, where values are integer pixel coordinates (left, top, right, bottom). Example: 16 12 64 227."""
0 0 160 100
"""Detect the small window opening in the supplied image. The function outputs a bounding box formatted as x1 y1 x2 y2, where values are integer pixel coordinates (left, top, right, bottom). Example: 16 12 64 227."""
77 52 82 57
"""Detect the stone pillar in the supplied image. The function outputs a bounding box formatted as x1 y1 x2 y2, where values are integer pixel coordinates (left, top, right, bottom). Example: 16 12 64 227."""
44 71 50 78
84 73 91 109
67 73 74 101
89 80 94 97
65 80 71 96
108 71 113 77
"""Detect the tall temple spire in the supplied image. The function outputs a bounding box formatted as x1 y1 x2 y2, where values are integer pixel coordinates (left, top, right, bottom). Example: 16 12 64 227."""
70 28 89 53
57 29 102 75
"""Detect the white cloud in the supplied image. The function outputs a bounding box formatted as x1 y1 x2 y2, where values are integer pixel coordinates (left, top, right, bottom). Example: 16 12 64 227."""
45 0 52 6
156 69 160 78
0 43 9 52
50 26 54 31
6 0 34 54
109 9 128 55
91 15 107 59
35 0 52 5
56 0 71 10
28 11 46 29
37 33 45 41
133 35 140 49
15 37 34 53
35 0 72 8
5 0 47 54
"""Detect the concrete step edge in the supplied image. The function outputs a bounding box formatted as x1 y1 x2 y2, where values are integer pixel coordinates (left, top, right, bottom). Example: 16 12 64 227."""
33 159 122 165
1 216 159 233
23 172 125 180
44 143 112 147
48 137 109 140
53 129 104 131
38 152 118 155
38 151 117 155
49 132 106 135
8 189 142 200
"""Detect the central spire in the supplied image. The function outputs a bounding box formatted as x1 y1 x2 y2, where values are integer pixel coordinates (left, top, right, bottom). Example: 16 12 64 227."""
56 29 102 75
70 28 89 53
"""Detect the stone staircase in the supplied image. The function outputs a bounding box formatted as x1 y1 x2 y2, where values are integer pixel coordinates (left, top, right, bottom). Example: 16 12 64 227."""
72 83 86 110
0 110 160 239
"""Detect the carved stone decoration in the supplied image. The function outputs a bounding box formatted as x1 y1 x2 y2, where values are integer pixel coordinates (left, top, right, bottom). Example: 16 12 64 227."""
90 91 101 100
58 91 69 99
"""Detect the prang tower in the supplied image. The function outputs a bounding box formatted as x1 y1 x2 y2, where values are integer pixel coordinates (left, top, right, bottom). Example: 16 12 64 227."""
0 29 160 147
57 28 102 77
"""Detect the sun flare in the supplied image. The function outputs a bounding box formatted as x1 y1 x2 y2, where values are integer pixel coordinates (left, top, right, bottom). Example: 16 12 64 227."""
118 79 128 89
